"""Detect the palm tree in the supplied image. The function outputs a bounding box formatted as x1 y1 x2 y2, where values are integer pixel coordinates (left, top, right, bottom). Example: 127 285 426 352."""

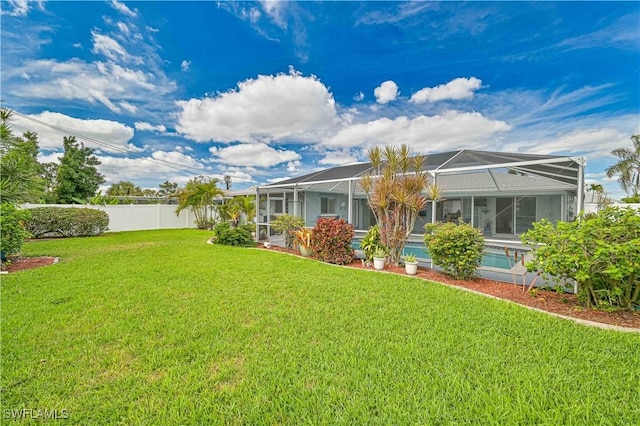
175 176 223 229
606 135 640 197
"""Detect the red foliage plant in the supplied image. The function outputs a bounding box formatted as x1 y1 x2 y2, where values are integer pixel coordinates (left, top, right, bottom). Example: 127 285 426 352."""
311 217 355 265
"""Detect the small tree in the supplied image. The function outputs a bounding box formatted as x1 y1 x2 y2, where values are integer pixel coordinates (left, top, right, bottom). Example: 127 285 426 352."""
522 207 639 311
54 136 105 203
106 181 144 196
175 176 223 230
271 214 304 249
361 144 441 265
423 221 484 280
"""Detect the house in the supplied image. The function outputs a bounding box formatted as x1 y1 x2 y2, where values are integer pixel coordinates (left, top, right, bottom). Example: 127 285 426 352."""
255 149 585 243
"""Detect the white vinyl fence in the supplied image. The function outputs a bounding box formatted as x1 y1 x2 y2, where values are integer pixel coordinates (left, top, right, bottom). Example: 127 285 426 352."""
584 202 640 215
23 204 198 232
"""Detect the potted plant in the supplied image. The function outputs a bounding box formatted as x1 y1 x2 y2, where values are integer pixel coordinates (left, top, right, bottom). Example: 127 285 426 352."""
403 253 418 275
372 246 387 270
294 227 313 257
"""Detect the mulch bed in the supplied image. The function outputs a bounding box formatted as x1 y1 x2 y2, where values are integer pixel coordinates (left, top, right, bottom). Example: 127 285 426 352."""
261 245 640 330
2 257 57 273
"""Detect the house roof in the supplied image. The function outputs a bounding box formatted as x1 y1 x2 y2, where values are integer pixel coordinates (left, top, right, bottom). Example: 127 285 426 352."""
260 149 583 193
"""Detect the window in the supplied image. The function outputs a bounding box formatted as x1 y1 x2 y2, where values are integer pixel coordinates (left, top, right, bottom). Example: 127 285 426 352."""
321 197 336 214
270 198 284 214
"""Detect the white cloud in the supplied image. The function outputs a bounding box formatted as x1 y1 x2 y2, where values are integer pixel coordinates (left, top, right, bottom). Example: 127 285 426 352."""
410 77 482 103
260 0 287 28
5 59 174 114
176 70 338 143
134 121 167 133
209 143 301 168
323 110 512 151
354 91 365 101
97 153 201 183
91 31 142 64
110 0 137 17
11 111 134 152
1 0 44 16
181 60 191 71
318 149 360 166
119 101 137 113
374 80 399 104
287 160 302 172
514 128 631 157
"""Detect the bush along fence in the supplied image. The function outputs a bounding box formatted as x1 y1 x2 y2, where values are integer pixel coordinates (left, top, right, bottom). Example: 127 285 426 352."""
25 207 109 238
23 203 196 232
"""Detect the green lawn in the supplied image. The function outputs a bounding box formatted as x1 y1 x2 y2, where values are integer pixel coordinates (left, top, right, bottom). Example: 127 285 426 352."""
2 229 639 424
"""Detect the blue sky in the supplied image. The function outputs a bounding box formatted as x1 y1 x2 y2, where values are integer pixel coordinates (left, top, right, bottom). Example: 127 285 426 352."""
2 1 639 198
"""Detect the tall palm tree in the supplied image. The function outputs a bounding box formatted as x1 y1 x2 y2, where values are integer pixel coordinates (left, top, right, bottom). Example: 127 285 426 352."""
606 135 640 197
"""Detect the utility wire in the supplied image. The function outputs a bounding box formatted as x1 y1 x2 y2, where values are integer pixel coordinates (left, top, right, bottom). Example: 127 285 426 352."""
10 109 214 176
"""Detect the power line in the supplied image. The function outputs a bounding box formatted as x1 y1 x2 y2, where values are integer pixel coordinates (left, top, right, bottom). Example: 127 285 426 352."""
10 109 214 176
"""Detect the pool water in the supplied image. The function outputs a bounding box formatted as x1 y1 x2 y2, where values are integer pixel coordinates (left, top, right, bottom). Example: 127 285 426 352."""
354 242 514 270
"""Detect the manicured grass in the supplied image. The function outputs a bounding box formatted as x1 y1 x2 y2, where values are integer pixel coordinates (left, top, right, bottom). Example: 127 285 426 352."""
2 229 639 424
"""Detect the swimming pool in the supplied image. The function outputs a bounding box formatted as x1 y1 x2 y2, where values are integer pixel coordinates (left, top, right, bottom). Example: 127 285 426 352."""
353 242 516 270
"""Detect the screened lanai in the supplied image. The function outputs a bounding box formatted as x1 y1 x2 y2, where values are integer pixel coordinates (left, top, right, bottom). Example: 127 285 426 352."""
255 149 585 243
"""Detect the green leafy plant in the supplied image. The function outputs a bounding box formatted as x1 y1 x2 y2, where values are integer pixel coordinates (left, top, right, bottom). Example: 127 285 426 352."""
403 253 417 263
423 221 484 280
0 203 31 259
522 206 640 311
311 217 355 265
212 222 254 247
271 214 305 249
373 246 388 259
359 225 386 262
25 207 109 238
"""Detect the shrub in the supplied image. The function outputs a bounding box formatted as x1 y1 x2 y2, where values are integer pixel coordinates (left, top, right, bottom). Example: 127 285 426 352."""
359 225 386 262
522 207 640 311
25 207 109 238
311 217 355 265
0 203 31 259
423 221 484 280
271 214 305 249
213 222 254 247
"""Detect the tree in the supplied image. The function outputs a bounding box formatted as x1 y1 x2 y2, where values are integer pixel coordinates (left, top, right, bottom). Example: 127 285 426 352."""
106 181 143 196
53 136 105 203
175 176 223 229
606 134 640 197
224 174 232 190
360 144 441 265
158 180 179 197
585 183 611 210
0 108 46 204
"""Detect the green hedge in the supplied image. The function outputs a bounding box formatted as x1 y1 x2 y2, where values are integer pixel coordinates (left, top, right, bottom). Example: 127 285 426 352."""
25 207 109 238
